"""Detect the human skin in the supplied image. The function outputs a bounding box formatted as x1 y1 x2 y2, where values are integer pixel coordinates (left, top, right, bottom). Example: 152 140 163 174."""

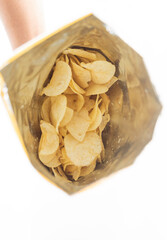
0 0 44 49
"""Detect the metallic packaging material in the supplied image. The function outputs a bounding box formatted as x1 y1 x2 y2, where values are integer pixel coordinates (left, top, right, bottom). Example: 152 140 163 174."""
0 15 162 194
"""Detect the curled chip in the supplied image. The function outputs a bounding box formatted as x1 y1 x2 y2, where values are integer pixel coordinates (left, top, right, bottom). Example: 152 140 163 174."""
60 107 73 127
88 107 102 131
66 107 90 142
69 79 85 94
81 60 115 84
50 94 67 132
64 132 102 167
39 47 117 181
38 121 59 164
63 48 96 61
85 83 108 96
70 60 91 88
42 61 71 96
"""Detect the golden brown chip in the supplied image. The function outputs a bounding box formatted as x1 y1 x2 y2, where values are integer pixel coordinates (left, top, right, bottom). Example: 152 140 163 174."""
45 155 61 168
71 60 91 88
66 107 90 142
85 83 108 96
42 61 71 96
100 93 110 115
50 94 67 132
60 107 73 127
69 79 85 94
72 168 81 181
38 121 59 164
64 132 102 167
84 97 95 112
81 61 115 84
88 107 102 131
99 113 110 133
80 160 96 177
41 97 51 122
63 48 96 61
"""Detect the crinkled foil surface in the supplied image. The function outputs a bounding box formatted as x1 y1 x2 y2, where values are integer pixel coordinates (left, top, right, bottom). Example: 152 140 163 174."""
0 15 162 194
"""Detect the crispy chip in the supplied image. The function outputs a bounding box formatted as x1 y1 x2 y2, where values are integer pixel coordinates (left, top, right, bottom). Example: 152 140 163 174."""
59 127 67 137
80 160 96 177
64 87 74 94
45 155 61 168
42 61 71 96
64 132 102 167
66 94 78 111
69 79 85 94
39 48 115 180
57 166 69 180
66 107 90 142
71 60 91 88
84 97 95 111
38 121 59 164
41 97 51 122
85 83 108 96
66 93 84 112
63 48 96 61
72 168 81 181
99 113 110 133
100 93 110 115
50 94 67 132
81 61 115 84
105 76 118 88
60 107 73 127
88 107 102 131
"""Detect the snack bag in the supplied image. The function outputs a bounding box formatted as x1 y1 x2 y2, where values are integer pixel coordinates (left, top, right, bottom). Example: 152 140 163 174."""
0 15 161 194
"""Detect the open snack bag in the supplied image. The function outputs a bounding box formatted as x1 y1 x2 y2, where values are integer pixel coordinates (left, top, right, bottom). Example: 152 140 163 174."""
0 15 161 194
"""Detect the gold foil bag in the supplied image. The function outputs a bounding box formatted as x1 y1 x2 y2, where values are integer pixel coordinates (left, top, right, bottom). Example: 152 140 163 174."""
0 15 161 194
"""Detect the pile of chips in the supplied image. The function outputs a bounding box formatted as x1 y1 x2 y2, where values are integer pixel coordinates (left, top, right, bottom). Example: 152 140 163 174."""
39 48 117 181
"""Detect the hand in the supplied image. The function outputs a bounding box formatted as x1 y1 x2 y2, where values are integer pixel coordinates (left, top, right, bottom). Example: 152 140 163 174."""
0 0 45 49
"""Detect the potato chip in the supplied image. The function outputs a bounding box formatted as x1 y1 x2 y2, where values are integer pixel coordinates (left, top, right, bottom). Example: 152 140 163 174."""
57 166 69 180
59 127 67 137
38 121 59 164
80 160 96 177
52 167 61 178
66 94 78 111
84 97 95 112
72 168 81 181
85 83 108 96
69 55 80 65
65 54 69 64
99 113 110 133
41 97 51 122
50 94 67 132
66 93 84 112
63 48 96 61
64 132 102 167
65 165 77 174
66 107 90 142
64 87 74 94
100 93 110 115
76 94 85 112
42 61 71 96
105 76 118 88
45 155 61 168
88 107 102 131
60 107 73 127
69 79 85 94
81 61 115 84
70 60 91 88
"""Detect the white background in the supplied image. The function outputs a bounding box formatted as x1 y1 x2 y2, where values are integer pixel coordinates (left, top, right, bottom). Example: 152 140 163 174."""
0 0 167 239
